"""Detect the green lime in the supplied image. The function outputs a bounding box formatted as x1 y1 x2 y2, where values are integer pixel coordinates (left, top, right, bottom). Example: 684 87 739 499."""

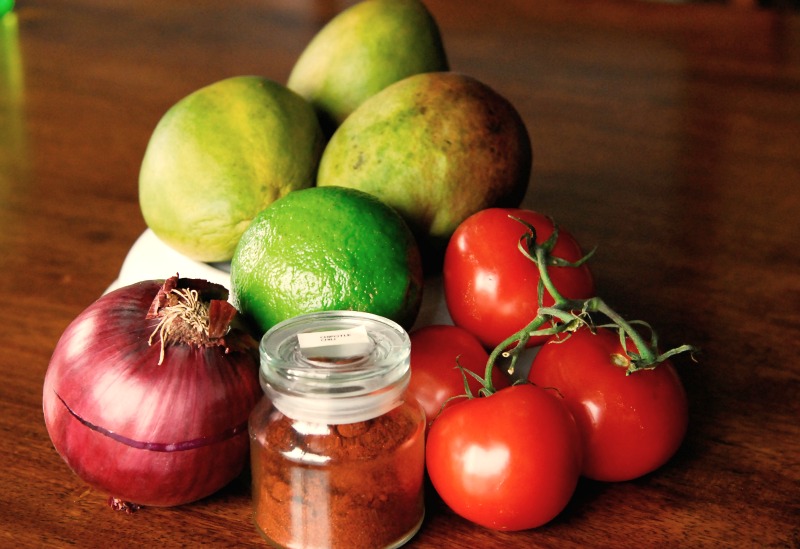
230 186 423 334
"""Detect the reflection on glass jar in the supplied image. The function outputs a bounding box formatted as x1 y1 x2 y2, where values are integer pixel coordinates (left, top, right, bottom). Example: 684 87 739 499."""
250 311 425 549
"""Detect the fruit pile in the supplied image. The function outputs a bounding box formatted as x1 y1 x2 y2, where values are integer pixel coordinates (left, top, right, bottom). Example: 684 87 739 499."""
45 0 697 539
135 0 696 533
138 0 532 335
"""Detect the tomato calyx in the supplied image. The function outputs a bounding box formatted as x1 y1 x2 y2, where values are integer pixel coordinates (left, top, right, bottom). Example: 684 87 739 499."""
482 216 698 380
453 357 500 400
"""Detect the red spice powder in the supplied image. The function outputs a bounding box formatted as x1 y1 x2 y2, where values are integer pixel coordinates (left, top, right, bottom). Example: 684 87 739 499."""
250 399 425 549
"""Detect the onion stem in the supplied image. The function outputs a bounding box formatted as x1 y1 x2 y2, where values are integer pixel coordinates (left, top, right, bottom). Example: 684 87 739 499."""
148 288 211 365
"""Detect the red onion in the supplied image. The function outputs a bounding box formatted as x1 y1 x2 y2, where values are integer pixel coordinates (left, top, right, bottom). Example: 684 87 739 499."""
43 275 262 508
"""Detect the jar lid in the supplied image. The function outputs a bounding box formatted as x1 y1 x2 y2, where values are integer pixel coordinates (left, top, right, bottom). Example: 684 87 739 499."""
259 311 411 424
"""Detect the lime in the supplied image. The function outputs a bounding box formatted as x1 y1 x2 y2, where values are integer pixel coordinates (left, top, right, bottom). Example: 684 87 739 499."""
230 186 423 334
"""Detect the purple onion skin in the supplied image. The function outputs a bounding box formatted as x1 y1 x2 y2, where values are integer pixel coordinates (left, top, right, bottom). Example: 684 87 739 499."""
42 279 262 507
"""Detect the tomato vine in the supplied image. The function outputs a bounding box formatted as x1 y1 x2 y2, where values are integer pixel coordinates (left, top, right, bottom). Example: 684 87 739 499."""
481 215 699 385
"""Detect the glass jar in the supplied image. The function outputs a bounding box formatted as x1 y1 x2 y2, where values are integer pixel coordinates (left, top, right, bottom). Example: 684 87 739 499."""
249 311 425 549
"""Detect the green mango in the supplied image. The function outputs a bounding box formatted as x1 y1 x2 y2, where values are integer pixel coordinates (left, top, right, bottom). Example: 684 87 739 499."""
287 0 448 136
139 76 325 263
316 72 532 269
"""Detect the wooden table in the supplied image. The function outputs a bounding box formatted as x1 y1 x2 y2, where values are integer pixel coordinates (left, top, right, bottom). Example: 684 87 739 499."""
2 0 798 547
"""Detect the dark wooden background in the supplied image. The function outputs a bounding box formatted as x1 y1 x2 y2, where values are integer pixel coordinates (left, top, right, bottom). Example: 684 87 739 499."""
1 1 798 547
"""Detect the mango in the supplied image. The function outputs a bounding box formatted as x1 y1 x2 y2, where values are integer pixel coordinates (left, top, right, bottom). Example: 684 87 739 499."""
139 76 324 263
316 71 532 269
287 0 448 136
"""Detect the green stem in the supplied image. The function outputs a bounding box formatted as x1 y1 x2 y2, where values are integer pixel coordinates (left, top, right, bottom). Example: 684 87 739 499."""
484 314 545 381
477 214 698 390
535 245 567 305
588 297 658 365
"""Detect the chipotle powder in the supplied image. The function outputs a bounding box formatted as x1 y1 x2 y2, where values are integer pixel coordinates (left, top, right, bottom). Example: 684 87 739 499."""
249 312 426 549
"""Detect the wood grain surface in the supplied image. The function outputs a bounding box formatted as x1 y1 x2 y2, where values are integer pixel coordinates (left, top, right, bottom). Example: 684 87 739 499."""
1 1 798 547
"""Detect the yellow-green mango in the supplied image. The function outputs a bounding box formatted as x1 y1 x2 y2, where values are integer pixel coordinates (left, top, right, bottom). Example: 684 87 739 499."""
287 0 448 135
139 76 325 263
316 72 532 269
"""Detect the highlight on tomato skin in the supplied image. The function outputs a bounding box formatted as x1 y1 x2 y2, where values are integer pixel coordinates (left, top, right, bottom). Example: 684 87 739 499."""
424 383 583 531
443 207 595 350
528 326 689 482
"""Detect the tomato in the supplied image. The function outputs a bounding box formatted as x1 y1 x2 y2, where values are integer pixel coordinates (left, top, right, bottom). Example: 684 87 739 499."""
425 384 582 531
528 326 689 482
443 208 595 350
408 325 509 427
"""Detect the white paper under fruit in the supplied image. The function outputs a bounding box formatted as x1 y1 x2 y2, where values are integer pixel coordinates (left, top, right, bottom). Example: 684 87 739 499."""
107 229 453 330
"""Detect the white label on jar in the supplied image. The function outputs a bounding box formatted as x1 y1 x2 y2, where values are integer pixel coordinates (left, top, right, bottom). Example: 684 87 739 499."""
297 325 371 358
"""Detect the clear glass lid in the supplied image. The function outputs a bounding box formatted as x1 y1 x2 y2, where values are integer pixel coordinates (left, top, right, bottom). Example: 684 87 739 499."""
259 311 411 424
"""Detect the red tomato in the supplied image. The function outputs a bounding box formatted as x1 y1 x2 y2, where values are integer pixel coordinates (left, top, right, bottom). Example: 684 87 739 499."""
443 208 595 349
425 384 582 531
528 326 689 482
408 325 509 427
